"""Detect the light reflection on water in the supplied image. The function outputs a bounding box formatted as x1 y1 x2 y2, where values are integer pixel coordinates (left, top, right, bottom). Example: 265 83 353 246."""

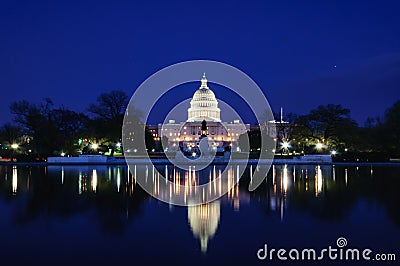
12 166 17 195
0 164 399 264
188 200 220 254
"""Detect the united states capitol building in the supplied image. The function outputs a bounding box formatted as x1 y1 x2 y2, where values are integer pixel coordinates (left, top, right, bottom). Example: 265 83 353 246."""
157 73 250 152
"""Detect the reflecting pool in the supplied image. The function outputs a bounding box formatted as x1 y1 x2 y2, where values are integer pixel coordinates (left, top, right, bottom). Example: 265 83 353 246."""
0 164 399 265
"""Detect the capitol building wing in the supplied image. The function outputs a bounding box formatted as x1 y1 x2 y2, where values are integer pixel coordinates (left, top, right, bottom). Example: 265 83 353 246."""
158 73 250 151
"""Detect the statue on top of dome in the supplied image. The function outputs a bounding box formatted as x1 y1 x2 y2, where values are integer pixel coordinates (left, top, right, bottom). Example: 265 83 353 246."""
201 72 208 88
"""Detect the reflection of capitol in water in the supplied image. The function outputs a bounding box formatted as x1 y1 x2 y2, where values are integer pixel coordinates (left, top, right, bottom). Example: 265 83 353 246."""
2 164 348 254
146 165 241 253
188 201 220 253
147 164 242 205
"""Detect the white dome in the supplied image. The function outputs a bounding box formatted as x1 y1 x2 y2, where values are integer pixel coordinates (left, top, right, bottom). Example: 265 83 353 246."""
187 73 221 122
192 87 216 102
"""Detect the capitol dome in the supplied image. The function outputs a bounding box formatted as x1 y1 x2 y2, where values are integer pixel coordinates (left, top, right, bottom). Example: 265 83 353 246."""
187 73 221 122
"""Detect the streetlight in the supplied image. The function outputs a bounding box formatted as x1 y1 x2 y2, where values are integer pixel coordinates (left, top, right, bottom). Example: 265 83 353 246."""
281 141 290 155
282 141 290 149
11 143 18 162
92 143 99 150
316 143 323 150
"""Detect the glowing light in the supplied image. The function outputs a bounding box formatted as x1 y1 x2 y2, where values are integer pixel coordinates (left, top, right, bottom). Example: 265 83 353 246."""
315 165 322 196
192 152 197 157
78 171 82 195
283 165 288 192
282 141 290 149
316 143 323 150
116 142 121 147
117 168 121 192
331 150 337 155
92 143 99 150
11 143 18 149
61 167 64 184
92 169 97 192
12 166 17 194
60 152 66 157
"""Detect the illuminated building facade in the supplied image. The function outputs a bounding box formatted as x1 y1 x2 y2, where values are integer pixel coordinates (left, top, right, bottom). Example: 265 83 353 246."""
158 73 250 151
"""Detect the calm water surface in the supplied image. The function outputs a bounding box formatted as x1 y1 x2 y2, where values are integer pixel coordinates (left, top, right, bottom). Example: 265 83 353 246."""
0 164 399 265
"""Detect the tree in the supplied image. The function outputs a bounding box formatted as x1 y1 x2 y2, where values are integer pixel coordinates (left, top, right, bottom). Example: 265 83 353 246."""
10 98 54 155
292 104 358 152
382 100 400 155
160 136 169 151
0 123 22 145
88 90 129 144
52 108 89 154
0 123 24 159
10 99 88 156
88 90 128 120
144 127 156 152
238 130 260 151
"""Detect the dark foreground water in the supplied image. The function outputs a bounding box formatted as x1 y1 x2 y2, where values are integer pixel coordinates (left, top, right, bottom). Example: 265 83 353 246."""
0 164 399 265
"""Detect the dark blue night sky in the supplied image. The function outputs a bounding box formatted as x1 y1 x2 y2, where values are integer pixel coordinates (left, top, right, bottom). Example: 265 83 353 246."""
1 0 399 125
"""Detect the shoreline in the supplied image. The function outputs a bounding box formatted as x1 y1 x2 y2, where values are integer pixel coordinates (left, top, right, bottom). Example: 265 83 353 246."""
1 159 400 167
